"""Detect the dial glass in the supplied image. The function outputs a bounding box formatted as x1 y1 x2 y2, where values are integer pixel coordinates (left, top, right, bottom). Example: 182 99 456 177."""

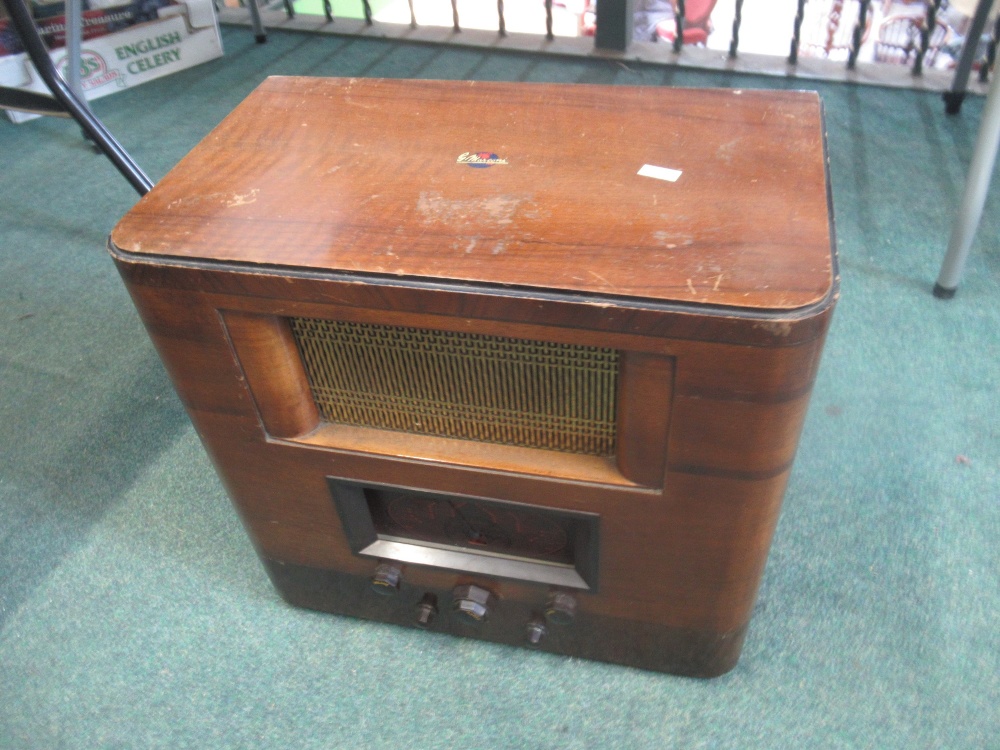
366 490 577 565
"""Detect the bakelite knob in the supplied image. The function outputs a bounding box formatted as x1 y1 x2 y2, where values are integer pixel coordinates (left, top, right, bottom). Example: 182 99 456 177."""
452 584 494 624
415 594 438 628
544 592 577 625
370 561 403 595
526 619 548 646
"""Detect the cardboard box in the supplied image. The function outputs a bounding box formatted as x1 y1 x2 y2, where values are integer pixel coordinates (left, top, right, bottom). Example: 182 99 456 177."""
1 0 222 122
0 1 184 58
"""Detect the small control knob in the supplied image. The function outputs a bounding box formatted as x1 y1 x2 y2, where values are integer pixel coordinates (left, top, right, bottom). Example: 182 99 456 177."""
452 584 494 624
370 561 403 595
544 592 577 625
526 618 548 646
415 594 438 628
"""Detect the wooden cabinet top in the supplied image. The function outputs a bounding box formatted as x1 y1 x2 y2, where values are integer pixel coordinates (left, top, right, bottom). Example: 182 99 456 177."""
111 76 835 312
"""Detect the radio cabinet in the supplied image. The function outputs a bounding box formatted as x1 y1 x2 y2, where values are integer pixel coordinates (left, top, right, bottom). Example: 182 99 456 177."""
110 77 837 677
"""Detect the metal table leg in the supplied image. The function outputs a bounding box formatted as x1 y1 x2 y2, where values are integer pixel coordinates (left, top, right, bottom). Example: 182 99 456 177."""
934 60 1000 297
0 0 152 195
246 0 268 43
65 0 87 104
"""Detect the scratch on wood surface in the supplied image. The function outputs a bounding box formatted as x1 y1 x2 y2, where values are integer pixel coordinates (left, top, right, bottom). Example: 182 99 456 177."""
686 278 697 295
753 320 793 337
588 269 614 288
418 191 524 226
712 273 724 291
344 96 377 109
653 230 694 248
226 189 260 207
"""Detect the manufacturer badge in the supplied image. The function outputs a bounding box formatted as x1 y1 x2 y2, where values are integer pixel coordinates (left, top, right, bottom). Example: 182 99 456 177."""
457 152 509 168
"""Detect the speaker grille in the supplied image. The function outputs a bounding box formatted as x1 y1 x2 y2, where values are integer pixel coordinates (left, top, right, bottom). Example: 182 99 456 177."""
288 318 619 456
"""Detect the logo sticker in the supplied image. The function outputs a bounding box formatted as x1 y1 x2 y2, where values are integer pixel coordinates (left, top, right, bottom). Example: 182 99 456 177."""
56 50 123 91
457 152 509 168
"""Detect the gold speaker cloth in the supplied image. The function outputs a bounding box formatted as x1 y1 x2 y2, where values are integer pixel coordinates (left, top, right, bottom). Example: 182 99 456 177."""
288 318 619 455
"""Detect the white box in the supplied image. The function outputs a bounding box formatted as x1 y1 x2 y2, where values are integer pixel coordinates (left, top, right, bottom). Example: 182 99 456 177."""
2 0 222 123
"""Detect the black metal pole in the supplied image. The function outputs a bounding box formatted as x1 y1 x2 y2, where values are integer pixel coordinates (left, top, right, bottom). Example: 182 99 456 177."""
945 0 994 114
912 0 942 76
847 0 871 70
789 0 806 65
673 0 686 53
979 13 1000 83
0 86 71 117
0 0 153 195
729 0 744 58
594 0 634 51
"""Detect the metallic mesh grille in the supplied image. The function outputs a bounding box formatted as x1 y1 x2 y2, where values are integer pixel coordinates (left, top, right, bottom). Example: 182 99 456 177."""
288 318 619 456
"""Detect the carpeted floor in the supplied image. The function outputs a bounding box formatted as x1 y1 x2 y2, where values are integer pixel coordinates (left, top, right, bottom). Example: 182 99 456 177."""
1 25 998 750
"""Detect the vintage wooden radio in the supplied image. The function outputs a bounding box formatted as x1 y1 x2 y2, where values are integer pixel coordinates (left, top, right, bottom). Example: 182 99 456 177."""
109 77 836 677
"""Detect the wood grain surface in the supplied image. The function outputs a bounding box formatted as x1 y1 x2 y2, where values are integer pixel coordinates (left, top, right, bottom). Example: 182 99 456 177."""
111 77 834 311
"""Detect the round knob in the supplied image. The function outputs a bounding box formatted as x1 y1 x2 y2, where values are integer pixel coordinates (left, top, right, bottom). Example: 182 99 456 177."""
526 618 547 646
452 584 494 624
544 592 577 625
370 561 403 595
415 594 438 628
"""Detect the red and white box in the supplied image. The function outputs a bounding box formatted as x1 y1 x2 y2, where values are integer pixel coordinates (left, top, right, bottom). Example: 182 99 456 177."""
0 0 222 122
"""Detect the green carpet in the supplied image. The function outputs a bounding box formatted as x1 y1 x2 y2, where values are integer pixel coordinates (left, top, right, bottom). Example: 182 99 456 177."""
1 26 998 749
